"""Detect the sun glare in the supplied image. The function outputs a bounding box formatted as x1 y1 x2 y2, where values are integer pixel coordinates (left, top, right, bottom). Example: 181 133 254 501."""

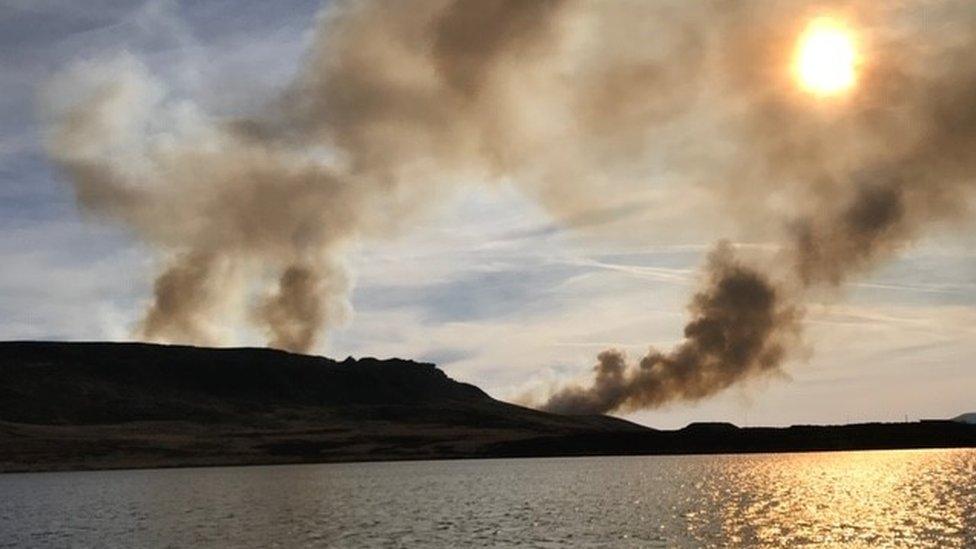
795 17 858 96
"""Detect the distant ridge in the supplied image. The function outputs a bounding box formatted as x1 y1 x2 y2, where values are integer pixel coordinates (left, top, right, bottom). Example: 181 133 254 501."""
953 413 976 424
1 341 975 473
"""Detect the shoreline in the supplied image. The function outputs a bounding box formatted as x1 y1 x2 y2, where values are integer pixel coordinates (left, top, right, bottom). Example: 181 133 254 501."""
5 421 975 475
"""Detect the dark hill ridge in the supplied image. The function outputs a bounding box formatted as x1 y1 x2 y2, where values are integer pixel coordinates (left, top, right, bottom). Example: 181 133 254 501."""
0 341 491 424
0 341 647 472
0 341 974 473
0 341 638 431
954 413 976 424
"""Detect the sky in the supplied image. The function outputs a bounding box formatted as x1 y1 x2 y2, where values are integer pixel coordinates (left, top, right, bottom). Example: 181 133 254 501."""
1 0 974 428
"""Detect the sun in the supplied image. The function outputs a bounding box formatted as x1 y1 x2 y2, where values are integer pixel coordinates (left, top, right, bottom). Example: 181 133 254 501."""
794 17 858 96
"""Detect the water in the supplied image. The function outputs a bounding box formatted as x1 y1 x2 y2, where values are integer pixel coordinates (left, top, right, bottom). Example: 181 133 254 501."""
1 449 974 547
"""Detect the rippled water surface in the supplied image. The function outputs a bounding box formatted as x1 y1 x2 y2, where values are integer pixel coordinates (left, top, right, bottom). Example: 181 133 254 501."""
2 449 974 547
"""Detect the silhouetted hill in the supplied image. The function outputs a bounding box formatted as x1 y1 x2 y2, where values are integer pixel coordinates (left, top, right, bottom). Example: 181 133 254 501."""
0 341 646 472
1 341 974 473
0 341 491 424
954 413 976 424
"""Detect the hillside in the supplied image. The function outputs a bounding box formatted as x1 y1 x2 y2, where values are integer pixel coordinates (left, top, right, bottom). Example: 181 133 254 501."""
1 341 975 473
0 341 645 472
954 413 976 424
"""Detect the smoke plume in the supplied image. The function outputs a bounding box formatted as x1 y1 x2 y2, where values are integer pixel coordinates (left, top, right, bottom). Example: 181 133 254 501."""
41 1 976 408
544 242 800 415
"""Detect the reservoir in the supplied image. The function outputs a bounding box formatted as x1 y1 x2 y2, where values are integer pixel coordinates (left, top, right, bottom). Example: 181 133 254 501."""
2 449 973 547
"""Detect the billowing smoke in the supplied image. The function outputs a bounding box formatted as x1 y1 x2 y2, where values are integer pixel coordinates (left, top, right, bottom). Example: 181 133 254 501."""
544 242 800 415
42 0 976 407
40 0 705 351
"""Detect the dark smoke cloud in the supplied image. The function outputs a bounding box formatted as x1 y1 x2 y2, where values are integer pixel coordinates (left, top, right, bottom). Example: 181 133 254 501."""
544 243 800 415
139 250 230 345
256 264 328 353
41 1 976 408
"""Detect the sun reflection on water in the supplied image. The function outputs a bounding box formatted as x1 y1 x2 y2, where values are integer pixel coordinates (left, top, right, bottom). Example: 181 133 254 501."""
688 449 975 547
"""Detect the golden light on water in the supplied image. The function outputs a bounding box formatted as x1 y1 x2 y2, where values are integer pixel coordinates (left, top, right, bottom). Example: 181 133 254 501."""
701 450 975 546
795 17 858 96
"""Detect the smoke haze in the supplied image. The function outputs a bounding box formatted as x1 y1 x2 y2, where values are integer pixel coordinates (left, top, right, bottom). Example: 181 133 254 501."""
41 1 976 409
